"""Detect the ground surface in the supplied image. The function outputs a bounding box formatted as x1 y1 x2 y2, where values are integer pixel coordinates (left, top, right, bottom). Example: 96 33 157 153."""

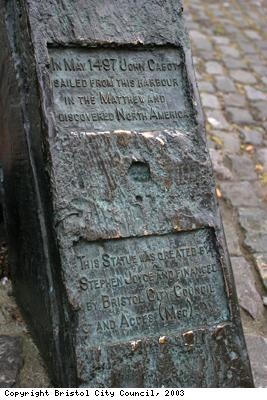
0 0 267 388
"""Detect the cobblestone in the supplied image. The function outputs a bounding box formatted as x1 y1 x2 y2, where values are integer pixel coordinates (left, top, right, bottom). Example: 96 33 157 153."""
231 257 264 320
244 30 262 40
230 70 257 84
253 102 267 121
223 93 246 107
215 76 236 93
245 86 267 101
254 255 267 291
220 181 260 207
226 154 257 181
213 36 229 45
189 30 213 51
205 61 224 75
200 93 220 109
245 336 267 387
256 149 267 169
206 109 230 130
223 57 248 69
212 131 241 154
209 149 233 181
198 81 215 93
226 107 254 125
219 45 240 59
240 129 263 146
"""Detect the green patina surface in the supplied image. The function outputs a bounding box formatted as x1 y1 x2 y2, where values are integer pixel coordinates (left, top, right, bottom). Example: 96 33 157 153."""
75 228 230 346
50 47 194 132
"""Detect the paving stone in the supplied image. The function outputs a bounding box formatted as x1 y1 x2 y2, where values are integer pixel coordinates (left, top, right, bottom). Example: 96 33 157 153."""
223 58 248 69
256 148 267 169
253 102 267 121
223 93 246 107
224 223 242 256
197 51 218 61
244 234 267 254
231 257 264 319
257 40 267 52
245 86 267 101
206 109 230 130
240 129 263 146
0 336 23 387
250 64 267 76
226 154 257 180
198 81 215 93
209 148 233 180
224 25 239 35
213 36 230 45
238 41 258 54
212 130 241 153
253 180 267 206
220 181 260 207
230 70 257 84
205 61 224 75
238 207 267 234
215 76 236 93
200 93 220 109
246 56 263 67
245 335 267 388
189 30 213 51
219 45 240 58
226 107 254 124
244 30 262 40
254 255 267 291
223 220 242 256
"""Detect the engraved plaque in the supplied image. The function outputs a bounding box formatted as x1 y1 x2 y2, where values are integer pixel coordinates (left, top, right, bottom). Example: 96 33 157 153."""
49 47 195 131
76 228 229 346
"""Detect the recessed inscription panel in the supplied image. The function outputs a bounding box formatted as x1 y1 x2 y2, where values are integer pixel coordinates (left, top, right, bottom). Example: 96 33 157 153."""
49 47 196 131
76 228 229 346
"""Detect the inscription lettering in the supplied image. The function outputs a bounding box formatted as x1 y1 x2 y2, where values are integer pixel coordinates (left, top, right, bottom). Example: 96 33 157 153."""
49 47 196 131
75 229 229 345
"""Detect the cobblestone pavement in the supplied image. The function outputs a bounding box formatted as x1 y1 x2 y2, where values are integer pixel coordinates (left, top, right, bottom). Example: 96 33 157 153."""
0 0 267 388
184 0 267 387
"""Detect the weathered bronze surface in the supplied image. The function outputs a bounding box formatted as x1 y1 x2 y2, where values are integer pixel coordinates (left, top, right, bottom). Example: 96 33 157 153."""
76 229 229 346
50 47 193 131
0 0 253 387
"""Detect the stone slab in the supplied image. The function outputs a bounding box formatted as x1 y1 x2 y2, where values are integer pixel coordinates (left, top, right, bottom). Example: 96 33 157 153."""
238 208 267 235
256 149 267 169
226 154 257 181
240 129 263 146
226 107 254 125
238 208 267 254
212 131 240 154
220 182 260 207
245 336 267 388
231 257 264 319
254 255 267 291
